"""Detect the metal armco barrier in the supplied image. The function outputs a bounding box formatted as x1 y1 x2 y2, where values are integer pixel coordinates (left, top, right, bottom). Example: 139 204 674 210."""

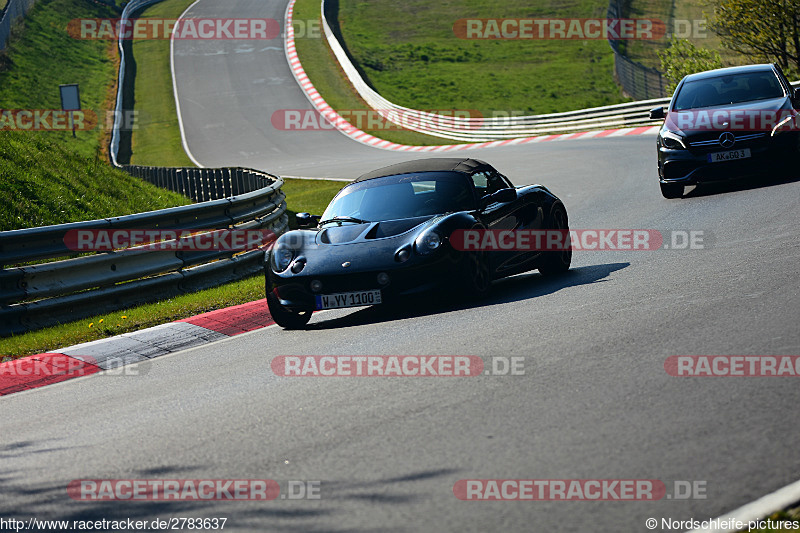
0 170 287 336
110 0 166 167
317 0 670 141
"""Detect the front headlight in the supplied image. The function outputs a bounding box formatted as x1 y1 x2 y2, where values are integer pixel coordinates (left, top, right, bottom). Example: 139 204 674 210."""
272 246 295 272
415 229 442 255
771 113 798 137
660 130 687 150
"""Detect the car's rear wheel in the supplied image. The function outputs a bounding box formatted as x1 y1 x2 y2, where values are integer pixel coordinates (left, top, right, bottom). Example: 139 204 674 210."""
660 182 683 199
458 249 491 299
267 290 312 329
538 204 572 275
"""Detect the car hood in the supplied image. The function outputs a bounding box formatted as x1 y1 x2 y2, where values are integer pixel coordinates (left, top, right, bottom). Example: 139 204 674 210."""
315 215 435 245
270 214 462 276
665 96 794 137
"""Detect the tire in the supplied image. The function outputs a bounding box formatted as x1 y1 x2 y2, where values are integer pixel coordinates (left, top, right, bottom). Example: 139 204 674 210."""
538 204 572 275
458 249 491 300
266 290 312 329
660 182 683 199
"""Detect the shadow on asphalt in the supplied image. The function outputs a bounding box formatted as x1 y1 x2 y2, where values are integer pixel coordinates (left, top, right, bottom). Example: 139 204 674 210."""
305 262 630 330
682 170 800 199
0 453 457 532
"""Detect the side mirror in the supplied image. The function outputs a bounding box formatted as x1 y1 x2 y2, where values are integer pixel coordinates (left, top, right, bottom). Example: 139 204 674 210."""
649 106 666 120
793 87 800 100
295 212 320 228
480 188 516 209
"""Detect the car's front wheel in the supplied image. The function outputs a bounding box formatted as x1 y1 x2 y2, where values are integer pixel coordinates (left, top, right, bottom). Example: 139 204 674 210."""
267 290 312 329
660 182 683 199
538 204 572 275
458 249 491 299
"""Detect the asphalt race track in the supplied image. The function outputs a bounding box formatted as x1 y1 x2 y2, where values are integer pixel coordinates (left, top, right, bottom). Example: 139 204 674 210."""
2 0 799 531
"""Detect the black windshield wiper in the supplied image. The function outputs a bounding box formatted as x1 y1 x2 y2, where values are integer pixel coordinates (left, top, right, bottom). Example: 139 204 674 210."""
318 216 370 226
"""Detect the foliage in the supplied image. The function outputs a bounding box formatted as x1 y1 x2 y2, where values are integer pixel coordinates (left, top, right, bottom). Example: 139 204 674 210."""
710 0 800 78
657 38 723 93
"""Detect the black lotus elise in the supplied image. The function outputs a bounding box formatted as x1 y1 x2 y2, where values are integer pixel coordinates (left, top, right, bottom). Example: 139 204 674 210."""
264 158 571 328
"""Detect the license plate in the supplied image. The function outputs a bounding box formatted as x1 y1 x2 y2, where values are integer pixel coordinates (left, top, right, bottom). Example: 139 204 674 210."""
315 290 382 310
707 148 751 163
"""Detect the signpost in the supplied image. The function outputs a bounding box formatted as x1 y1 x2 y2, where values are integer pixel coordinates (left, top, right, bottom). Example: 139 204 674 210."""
59 84 80 138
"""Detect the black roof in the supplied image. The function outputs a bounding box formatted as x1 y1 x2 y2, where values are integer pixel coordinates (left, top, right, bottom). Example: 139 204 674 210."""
354 158 492 183
683 63 776 82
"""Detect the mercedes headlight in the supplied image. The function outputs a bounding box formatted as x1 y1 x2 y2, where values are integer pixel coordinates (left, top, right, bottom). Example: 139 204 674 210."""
771 113 798 137
660 130 687 150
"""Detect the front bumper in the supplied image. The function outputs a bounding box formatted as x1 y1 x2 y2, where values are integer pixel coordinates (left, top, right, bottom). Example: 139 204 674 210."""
267 248 463 311
658 132 798 185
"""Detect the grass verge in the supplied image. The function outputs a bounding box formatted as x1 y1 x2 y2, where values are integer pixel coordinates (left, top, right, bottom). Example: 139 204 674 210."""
0 130 190 231
329 0 624 114
0 178 345 358
129 0 196 166
0 275 267 359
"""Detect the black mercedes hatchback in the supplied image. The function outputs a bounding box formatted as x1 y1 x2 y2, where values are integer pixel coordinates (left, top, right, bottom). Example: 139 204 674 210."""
650 64 800 198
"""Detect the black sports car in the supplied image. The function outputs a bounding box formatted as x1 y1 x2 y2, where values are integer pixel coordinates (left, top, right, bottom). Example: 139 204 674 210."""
649 63 800 198
264 158 571 328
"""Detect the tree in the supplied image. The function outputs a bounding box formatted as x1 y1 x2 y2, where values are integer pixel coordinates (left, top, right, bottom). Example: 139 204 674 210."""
657 38 723 93
710 0 800 76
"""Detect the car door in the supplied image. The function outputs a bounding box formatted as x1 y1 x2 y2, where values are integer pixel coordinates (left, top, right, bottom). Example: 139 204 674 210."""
470 169 536 276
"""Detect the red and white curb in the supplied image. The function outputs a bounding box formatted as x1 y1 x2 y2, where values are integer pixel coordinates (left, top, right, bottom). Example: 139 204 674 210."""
283 0 659 152
0 299 275 397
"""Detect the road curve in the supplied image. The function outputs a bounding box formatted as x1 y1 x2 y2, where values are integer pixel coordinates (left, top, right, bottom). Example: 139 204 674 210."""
2 0 799 531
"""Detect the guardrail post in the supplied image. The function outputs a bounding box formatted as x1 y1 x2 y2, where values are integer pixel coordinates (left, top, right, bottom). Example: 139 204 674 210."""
213 169 223 200
222 168 232 198
234 169 244 196
201 169 210 202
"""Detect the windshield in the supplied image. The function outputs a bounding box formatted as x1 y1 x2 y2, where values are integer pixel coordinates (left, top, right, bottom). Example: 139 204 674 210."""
320 172 476 223
673 71 785 110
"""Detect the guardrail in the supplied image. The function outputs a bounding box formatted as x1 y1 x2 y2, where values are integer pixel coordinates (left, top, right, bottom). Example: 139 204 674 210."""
317 0 671 142
110 0 165 167
0 169 287 336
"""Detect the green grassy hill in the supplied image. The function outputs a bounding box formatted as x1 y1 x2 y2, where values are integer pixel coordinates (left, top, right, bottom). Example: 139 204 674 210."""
334 0 626 115
0 130 189 231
